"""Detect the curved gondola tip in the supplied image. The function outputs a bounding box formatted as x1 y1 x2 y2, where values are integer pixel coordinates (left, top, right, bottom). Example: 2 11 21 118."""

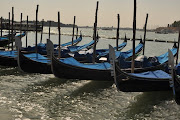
140 38 143 44
124 33 127 42
80 31 82 38
173 42 178 48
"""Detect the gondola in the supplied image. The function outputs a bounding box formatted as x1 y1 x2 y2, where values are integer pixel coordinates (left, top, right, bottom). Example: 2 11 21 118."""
0 32 26 47
0 51 18 67
17 39 53 74
17 51 51 74
51 54 112 81
2 32 16 38
113 63 172 92
114 39 144 60
0 33 16 47
66 37 98 53
111 49 180 105
21 35 82 55
0 32 27 67
51 40 144 81
0 37 9 47
71 38 128 63
96 38 127 57
110 46 174 92
61 34 82 47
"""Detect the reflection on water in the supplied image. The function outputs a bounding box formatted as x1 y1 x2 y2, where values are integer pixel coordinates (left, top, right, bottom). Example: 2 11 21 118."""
70 81 113 97
125 91 173 119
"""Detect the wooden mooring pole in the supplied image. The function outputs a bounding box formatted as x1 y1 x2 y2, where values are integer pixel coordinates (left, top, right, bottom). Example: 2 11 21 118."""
76 27 78 39
11 7 14 50
72 16 76 46
58 11 61 59
92 1 99 64
20 13 22 41
131 0 136 73
116 14 120 51
176 30 180 65
26 16 28 48
8 12 10 50
40 19 44 43
49 20 51 40
35 5 39 56
142 13 148 55
1 17 2 37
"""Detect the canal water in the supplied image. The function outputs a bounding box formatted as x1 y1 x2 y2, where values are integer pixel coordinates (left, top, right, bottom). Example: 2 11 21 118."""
0 27 180 120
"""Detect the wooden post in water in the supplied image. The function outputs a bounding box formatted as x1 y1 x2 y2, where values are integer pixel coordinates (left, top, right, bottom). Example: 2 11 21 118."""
142 13 148 55
76 27 78 39
35 5 39 55
40 19 44 43
131 0 136 73
1 17 2 37
72 16 76 46
26 16 28 48
92 1 99 64
176 30 180 65
11 7 14 50
20 13 22 41
8 12 10 50
49 20 51 40
58 11 61 59
116 14 120 51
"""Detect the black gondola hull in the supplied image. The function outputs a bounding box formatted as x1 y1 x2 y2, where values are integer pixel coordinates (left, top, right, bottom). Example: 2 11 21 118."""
0 40 9 47
0 55 17 67
51 55 113 81
115 63 171 92
117 78 170 92
18 51 52 74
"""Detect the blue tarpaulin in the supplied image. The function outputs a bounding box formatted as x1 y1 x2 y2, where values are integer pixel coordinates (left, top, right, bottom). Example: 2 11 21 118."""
116 43 144 59
68 40 95 52
130 70 172 79
60 57 111 70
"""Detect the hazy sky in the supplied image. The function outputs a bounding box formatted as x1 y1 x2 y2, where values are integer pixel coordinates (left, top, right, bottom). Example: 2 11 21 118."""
0 0 180 29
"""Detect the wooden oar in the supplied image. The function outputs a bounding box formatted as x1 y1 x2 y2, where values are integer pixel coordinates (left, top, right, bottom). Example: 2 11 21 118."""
58 11 61 59
72 16 76 46
131 0 136 73
116 14 120 51
142 13 148 55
